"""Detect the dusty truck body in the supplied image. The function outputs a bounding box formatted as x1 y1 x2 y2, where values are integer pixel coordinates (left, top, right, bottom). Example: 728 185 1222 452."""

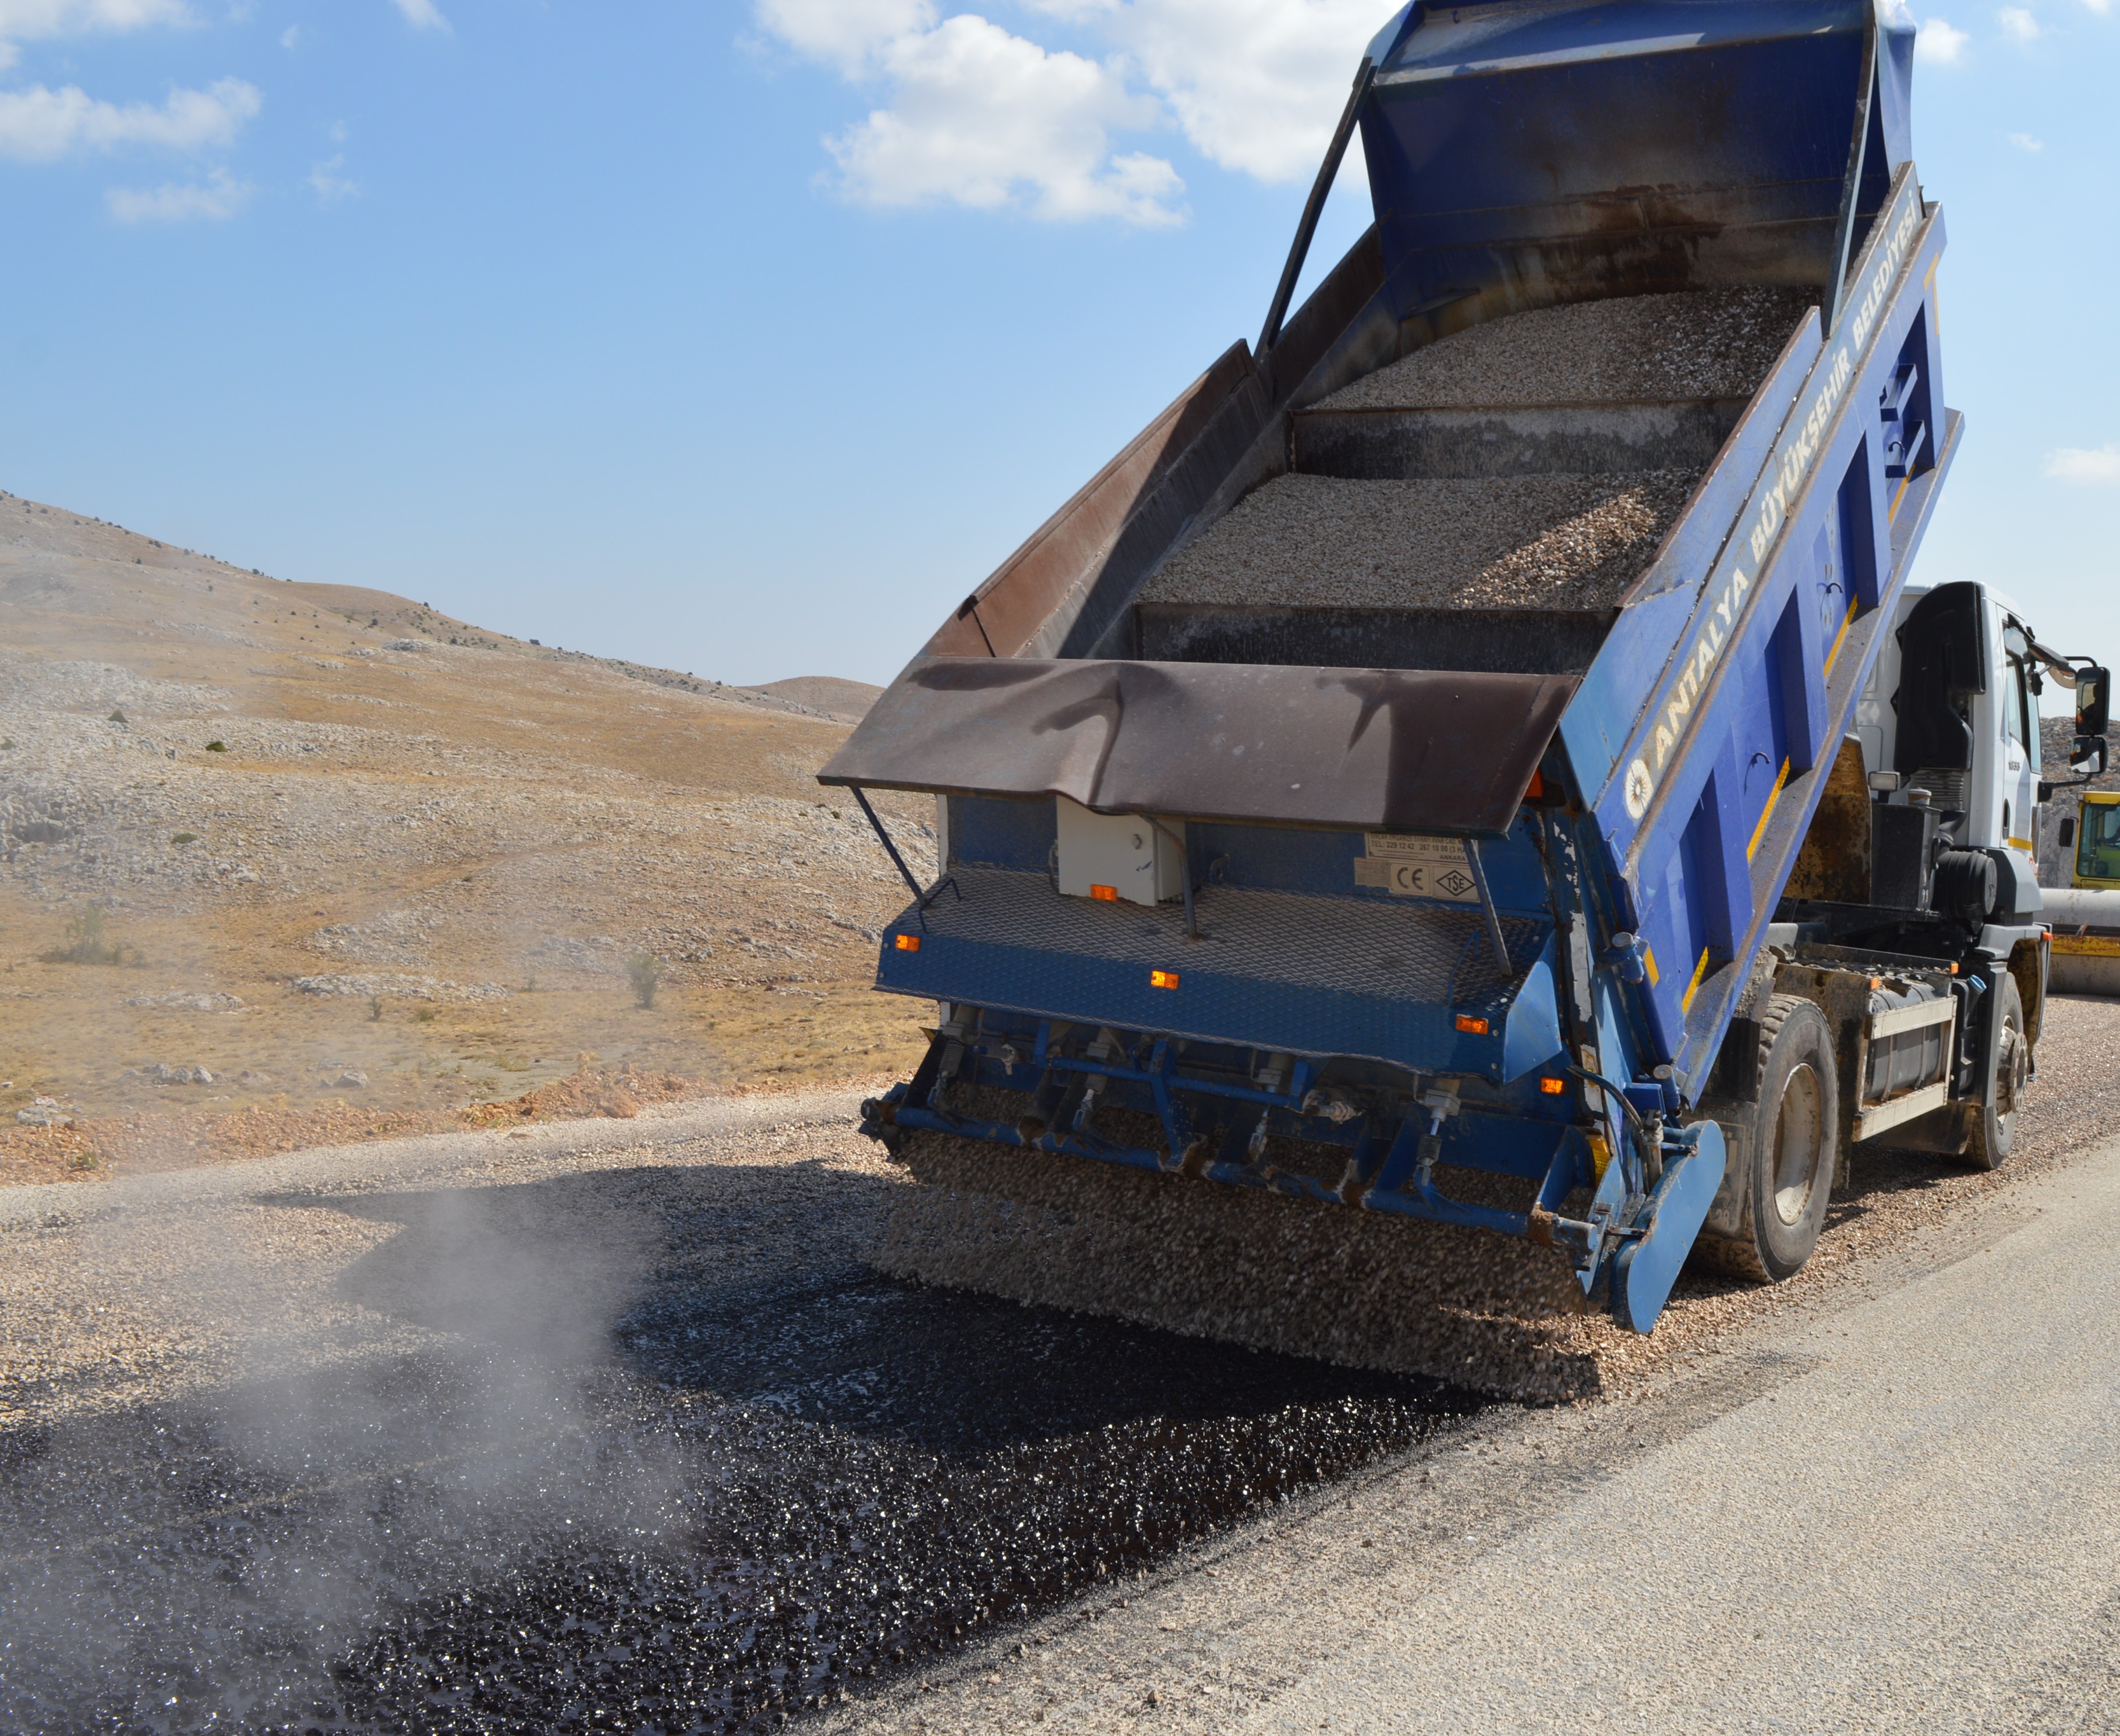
821 0 2110 1331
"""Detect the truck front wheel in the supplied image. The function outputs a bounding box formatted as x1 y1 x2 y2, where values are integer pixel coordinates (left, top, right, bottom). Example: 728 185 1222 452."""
1965 974 2027 1171
1696 995 1840 1282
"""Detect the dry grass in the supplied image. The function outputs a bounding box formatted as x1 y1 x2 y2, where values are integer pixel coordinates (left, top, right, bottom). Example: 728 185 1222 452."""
0 491 926 1180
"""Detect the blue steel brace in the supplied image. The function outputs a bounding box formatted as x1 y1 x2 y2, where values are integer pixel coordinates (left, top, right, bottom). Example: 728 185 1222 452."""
851 785 958 930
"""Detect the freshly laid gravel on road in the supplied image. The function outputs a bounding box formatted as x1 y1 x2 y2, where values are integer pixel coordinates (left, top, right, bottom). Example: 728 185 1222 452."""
877 995 2120 1405
6 1001 2115 1729
0 1093 1470 1735
1319 285 1817 410
880 1132 1604 1402
829 1107 2120 1736
1139 469 1698 612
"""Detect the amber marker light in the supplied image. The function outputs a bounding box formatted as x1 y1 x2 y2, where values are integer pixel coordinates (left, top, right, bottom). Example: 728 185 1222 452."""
1150 969 1180 990
1454 1015 1489 1034
894 934 920 952
1091 884 1119 901
1540 1076 1566 1095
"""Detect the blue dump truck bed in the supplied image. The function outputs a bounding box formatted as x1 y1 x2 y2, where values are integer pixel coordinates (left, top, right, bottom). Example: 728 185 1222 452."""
821 0 1963 1334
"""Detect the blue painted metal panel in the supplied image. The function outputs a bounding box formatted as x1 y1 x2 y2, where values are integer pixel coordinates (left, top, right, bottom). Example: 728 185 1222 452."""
948 793 1054 869
1612 1121 1728 1331
1576 170 1945 1087
1359 0 1915 318
877 868 1553 1080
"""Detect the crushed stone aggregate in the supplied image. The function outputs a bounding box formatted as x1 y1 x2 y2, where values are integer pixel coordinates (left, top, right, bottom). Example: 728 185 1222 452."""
1317 285 1818 411
1140 470 1700 612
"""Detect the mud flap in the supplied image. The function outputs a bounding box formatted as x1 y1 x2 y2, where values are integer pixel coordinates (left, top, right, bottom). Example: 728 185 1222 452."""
1611 1121 1727 1335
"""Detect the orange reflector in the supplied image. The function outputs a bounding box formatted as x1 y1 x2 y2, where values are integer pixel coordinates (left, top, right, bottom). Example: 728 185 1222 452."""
1150 969 1180 990
1091 884 1119 902
1540 1076 1566 1095
1525 770 1545 800
894 934 920 952
1454 1015 1489 1034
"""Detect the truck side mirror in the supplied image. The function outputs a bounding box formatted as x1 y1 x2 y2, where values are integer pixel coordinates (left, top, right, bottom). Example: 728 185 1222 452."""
2061 817 2077 848
2079 666 2111 740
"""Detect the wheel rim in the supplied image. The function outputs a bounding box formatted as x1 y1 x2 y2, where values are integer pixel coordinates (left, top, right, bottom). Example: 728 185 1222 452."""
1771 1063 1825 1227
1995 1008 2026 1132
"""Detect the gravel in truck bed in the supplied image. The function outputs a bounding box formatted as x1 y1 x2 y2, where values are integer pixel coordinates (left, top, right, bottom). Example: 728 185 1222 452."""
1138 468 1700 612
1318 285 1818 410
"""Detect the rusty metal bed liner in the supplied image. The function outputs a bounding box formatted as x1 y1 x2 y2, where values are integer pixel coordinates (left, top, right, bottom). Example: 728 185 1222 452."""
818 657 1577 837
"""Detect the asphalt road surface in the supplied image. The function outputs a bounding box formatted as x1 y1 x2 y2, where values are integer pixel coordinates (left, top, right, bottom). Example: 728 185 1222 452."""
0 1096 1475 1734
832 1123 2120 1736
5 1086 2118 1734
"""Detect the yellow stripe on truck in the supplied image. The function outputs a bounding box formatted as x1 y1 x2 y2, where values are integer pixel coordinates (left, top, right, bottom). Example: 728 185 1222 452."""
1747 758 1792 860
1681 945 1712 1013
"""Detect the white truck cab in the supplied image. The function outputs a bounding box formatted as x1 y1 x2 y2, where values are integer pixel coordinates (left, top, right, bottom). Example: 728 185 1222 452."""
1856 581 2109 934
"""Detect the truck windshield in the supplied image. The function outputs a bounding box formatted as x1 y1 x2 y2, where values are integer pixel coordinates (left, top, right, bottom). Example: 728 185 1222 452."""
2079 800 2120 884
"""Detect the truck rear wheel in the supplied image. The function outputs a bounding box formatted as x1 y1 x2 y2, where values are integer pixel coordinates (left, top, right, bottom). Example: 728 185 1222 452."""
1965 974 2027 1172
1696 995 1839 1282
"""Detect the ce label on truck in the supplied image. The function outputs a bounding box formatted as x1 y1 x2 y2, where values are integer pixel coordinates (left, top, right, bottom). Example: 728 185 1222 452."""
1354 835 1480 902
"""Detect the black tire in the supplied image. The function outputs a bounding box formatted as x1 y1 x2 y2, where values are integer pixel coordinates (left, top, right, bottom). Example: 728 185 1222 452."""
1697 995 1840 1282
1965 973 2027 1172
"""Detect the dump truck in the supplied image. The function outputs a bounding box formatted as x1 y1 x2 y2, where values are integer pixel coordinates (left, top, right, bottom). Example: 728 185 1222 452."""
820 0 2113 1333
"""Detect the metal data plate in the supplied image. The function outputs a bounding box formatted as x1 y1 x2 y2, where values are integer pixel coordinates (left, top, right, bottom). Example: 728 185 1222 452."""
1354 835 1481 902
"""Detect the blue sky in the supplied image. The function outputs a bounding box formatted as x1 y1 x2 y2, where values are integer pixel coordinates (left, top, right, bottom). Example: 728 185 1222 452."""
0 0 2113 695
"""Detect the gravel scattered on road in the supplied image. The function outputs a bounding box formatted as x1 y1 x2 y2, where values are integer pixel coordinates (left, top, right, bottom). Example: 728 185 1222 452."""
882 1130 1604 1402
0 1094 1472 1735
5 998 2117 1731
879 995 2120 1404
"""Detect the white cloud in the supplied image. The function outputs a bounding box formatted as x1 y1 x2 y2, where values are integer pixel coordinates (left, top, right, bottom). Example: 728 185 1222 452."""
826 13 1181 224
2009 130 2044 149
0 0 187 34
1998 3 2040 35
1085 0 1383 182
0 76 259 160
756 0 936 74
0 0 186 66
307 151 358 202
2082 0 2110 13
2046 445 2120 485
279 22 296 47
1915 16 1970 58
105 163 250 221
759 0 1398 221
391 0 449 29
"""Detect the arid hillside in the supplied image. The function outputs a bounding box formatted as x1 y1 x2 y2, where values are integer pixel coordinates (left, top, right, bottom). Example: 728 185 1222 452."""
0 488 929 1180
